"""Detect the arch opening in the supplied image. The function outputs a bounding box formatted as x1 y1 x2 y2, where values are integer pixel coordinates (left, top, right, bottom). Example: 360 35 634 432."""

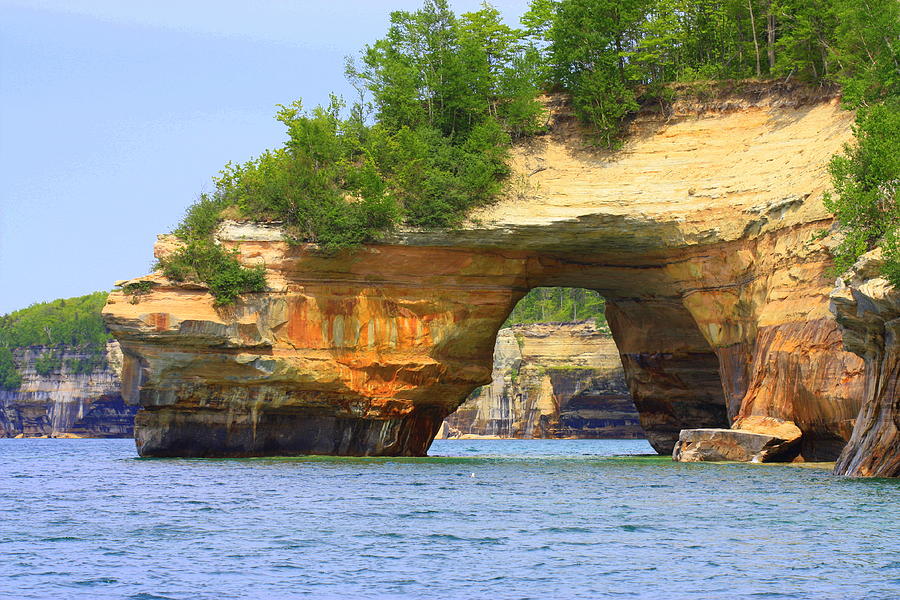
435 285 730 455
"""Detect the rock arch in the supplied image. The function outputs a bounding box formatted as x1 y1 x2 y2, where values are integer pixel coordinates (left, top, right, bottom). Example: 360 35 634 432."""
103 86 865 460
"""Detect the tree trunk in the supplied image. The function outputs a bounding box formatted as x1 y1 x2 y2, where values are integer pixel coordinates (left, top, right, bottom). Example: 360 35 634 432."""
748 0 762 77
766 10 776 72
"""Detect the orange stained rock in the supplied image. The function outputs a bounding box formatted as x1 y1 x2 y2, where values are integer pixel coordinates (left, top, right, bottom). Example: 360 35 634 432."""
103 83 875 460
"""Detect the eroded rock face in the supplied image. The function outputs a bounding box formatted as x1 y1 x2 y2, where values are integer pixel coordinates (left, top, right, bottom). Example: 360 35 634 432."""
0 342 135 438
438 321 643 439
104 85 871 460
831 251 900 477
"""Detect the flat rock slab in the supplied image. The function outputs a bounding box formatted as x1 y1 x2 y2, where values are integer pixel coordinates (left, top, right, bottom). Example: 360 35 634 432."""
673 428 799 463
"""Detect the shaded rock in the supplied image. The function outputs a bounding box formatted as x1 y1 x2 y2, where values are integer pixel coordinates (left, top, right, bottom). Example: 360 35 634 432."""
831 250 900 477
673 428 800 463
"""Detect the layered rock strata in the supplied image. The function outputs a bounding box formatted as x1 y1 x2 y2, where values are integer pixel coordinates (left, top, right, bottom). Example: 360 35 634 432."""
438 321 643 439
830 251 900 477
105 84 873 462
0 342 135 438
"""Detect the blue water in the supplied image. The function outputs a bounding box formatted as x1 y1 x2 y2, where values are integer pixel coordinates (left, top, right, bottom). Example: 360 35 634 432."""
1 439 899 600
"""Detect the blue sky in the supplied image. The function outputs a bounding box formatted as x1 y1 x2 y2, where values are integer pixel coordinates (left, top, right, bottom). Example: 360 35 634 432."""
0 0 530 314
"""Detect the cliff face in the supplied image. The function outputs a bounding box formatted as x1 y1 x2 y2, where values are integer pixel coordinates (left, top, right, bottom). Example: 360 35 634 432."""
830 251 900 477
0 342 135 438
438 321 642 439
104 84 873 463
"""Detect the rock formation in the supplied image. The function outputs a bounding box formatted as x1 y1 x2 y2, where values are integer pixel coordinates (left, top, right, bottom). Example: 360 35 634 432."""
673 415 802 462
0 342 135 438
437 320 643 439
830 250 900 477
105 83 874 464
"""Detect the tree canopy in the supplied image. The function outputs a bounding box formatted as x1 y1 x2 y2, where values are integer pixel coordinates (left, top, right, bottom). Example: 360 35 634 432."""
158 0 898 301
504 288 608 330
0 292 112 390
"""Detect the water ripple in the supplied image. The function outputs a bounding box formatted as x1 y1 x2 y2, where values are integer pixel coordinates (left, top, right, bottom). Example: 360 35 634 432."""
0 438 898 600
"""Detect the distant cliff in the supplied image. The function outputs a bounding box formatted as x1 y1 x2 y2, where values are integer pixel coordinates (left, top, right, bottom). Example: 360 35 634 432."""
438 321 642 439
0 342 135 438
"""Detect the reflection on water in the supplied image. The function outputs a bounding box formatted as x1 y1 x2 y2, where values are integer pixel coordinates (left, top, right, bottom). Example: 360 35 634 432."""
1 438 898 599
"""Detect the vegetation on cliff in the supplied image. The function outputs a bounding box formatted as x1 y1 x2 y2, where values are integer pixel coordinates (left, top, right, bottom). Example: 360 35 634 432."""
0 292 112 390
505 288 608 329
159 0 544 303
826 101 899 284
158 0 898 302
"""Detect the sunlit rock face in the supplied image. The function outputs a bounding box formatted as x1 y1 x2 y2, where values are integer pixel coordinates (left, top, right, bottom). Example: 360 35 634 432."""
438 321 643 439
831 250 900 477
105 84 871 462
0 342 135 438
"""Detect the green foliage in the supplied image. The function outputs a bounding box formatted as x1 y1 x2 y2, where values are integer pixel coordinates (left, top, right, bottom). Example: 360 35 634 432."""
0 292 112 386
34 350 62 376
122 280 153 296
824 100 900 283
528 0 897 143
830 0 900 106
505 287 608 329
541 0 645 146
0 347 22 391
0 292 111 349
162 1 545 302
157 240 267 306
66 353 105 375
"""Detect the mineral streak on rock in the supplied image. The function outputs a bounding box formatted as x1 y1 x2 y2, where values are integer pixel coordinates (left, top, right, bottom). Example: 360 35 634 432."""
105 84 873 461
0 342 135 438
438 321 643 439
831 250 900 477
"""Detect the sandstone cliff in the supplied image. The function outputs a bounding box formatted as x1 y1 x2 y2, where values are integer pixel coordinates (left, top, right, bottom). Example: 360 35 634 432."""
438 320 642 439
0 342 135 438
830 250 900 477
104 83 874 464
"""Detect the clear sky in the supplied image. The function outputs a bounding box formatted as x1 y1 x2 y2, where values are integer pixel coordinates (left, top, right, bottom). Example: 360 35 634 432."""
0 0 531 314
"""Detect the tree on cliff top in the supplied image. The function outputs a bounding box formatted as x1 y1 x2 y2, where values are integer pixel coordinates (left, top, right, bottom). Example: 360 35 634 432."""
160 0 543 303
159 0 900 301
0 291 113 389
0 292 111 349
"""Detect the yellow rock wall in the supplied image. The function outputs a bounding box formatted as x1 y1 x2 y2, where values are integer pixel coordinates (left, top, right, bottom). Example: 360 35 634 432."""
104 84 869 460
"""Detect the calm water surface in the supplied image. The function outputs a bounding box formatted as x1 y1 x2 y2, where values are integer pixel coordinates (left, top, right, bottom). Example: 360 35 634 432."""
1 438 898 599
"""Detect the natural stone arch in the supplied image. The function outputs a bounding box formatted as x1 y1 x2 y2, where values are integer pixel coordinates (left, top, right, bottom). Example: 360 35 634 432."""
103 85 866 460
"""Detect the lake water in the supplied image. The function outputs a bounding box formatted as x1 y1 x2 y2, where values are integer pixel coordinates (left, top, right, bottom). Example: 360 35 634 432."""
1 438 898 599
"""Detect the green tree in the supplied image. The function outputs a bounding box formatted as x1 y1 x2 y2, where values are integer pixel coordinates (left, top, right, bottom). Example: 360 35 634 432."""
543 0 648 145
771 0 836 80
830 0 900 105
505 287 608 328
824 100 900 282
0 292 113 387
0 347 22 391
